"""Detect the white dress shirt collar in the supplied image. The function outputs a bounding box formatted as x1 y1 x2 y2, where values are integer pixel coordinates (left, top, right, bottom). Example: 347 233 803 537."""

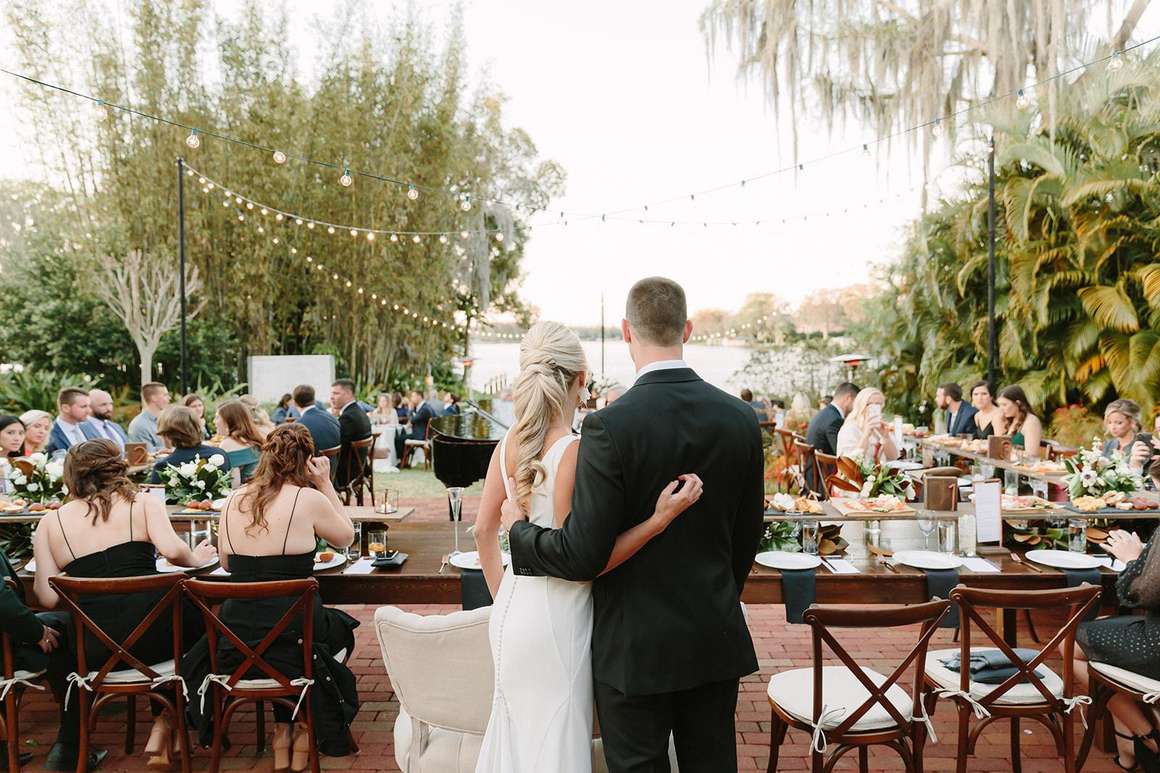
636 359 689 378
300 404 315 415
833 402 846 419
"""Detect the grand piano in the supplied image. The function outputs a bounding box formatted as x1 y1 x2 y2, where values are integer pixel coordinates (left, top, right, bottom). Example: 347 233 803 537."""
429 401 508 492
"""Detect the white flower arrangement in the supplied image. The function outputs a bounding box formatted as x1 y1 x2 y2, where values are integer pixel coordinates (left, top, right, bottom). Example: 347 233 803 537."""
4 453 66 503
161 455 231 504
1063 438 1144 498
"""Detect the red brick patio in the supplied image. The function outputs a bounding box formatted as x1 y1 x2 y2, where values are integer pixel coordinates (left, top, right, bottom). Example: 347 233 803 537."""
12 496 1126 771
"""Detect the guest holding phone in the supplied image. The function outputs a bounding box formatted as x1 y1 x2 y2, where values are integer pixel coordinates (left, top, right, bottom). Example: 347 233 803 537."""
835 387 899 462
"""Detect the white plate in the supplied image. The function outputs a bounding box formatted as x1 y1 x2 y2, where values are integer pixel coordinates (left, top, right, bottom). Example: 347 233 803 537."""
893 550 964 570
885 460 925 472
449 551 511 570
21 559 35 574
754 551 822 571
1025 549 1103 570
211 497 227 510
313 553 348 572
156 557 218 573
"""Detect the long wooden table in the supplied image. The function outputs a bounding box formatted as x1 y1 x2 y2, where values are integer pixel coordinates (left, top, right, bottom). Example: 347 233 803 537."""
916 437 1070 486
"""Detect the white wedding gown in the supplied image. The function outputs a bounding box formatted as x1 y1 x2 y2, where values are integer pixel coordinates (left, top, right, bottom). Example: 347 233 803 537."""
475 432 594 773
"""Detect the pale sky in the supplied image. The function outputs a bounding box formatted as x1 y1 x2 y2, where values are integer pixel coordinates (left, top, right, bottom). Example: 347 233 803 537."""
3 1 1158 325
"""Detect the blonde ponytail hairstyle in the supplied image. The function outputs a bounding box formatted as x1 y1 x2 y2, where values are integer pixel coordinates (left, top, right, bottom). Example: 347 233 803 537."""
510 321 587 509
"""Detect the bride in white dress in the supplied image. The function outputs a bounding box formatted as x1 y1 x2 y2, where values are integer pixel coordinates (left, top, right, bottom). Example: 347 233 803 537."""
473 321 703 773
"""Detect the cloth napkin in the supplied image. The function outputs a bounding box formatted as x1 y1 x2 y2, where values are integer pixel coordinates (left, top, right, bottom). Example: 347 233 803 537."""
941 648 1046 684
781 568 817 624
922 568 960 628
1060 567 1102 621
460 568 493 611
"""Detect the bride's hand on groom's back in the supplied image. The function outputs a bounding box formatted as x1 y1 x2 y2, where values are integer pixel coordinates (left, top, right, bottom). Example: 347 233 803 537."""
651 474 704 529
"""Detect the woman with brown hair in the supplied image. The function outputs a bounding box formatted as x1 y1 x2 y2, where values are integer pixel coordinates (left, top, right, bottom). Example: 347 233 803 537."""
181 394 212 440
997 384 1043 458
148 406 231 485
969 381 1006 439
181 423 359 771
33 439 215 771
214 399 264 484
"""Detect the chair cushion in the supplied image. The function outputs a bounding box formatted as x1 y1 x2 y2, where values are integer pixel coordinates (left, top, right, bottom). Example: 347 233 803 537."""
12 669 45 682
1090 661 1160 697
926 649 1064 705
89 659 175 685
767 666 914 732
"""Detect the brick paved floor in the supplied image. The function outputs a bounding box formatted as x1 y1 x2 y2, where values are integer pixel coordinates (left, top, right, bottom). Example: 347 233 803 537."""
12 495 1127 771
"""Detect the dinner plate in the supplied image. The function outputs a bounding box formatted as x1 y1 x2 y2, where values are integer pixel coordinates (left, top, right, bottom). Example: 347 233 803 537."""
449 551 511 570
313 553 348 572
156 557 218 573
754 551 821 571
885 460 925 472
1025 549 1103 570
892 550 964 570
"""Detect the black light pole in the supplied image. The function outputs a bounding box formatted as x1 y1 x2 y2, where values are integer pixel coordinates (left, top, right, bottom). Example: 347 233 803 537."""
986 135 998 386
177 156 188 395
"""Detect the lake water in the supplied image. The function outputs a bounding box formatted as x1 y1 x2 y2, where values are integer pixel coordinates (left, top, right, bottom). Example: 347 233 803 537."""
467 341 755 394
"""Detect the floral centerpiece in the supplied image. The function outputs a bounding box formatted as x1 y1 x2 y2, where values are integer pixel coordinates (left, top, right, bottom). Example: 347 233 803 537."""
160 455 231 504
848 453 915 500
1062 440 1143 499
4 453 66 504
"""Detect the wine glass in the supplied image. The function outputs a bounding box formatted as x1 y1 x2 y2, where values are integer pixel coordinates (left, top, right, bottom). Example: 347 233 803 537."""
448 486 465 556
916 511 936 550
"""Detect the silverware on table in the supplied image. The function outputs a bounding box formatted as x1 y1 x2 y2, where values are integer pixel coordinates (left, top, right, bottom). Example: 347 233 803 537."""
1010 552 1043 573
877 555 900 573
438 554 450 574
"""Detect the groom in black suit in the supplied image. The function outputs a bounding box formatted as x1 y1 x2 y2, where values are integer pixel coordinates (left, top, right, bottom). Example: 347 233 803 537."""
330 379 372 488
502 277 765 772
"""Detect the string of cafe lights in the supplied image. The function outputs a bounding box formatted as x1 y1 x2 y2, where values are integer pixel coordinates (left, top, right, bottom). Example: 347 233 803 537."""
0 67 484 208
470 312 779 345
543 39 1154 223
183 163 507 246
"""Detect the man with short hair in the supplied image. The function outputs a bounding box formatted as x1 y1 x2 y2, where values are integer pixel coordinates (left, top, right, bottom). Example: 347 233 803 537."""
804 382 860 493
128 382 171 453
293 384 340 452
937 382 978 437
330 379 371 489
501 275 764 772
394 389 439 464
85 389 129 451
45 388 98 455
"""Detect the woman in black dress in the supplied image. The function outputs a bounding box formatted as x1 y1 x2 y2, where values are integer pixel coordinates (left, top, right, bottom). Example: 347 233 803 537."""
182 423 358 771
1076 529 1160 770
33 439 216 771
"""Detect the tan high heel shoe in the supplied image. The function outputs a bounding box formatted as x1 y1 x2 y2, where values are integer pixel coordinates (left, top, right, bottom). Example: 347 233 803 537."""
289 725 311 773
272 723 293 773
145 717 175 770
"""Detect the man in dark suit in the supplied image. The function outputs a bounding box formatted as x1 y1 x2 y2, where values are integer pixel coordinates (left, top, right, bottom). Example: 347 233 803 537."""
329 379 371 488
394 390 439 463
937 382 978 437
292 384 340 453
803 381 860 493
501 277 765 772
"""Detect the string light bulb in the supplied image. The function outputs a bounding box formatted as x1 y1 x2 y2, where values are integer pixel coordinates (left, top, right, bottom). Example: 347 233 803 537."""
339 169 353 187
366 232 375 242
412 234 421 243
460 230 469 240
1108 50 1124 71
390 233 398 242
272 150 287 164
406 185 419 201
460 196 472 212
327 226 335 234
494 232 504 242
350 229 358 237
439 234 448 244
1016 89 1030 109
184 128 201 149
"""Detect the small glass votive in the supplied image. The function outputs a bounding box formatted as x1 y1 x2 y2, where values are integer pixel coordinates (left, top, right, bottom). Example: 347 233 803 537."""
376 489 399 514
1069 518 1088 553
367 530 388 559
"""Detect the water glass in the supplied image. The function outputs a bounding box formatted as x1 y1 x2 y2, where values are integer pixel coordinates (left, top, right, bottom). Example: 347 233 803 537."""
798 518 820 556
345 522 363 561
979 462 995 480
1069 518 1088 553
937 520 956 554
1003 468 1020 496
367 530 388 559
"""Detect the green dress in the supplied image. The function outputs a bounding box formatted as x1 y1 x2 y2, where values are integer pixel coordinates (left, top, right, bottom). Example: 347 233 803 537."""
1011 431 1025 448
226 446 260 482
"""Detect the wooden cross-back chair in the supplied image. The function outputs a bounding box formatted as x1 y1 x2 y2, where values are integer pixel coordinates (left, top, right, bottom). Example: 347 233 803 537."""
336 436 376 508
794 440 821 498
766 599 952 772
925 584 1102 773
49 573 191 773
0 578 47 772
182 578 322 773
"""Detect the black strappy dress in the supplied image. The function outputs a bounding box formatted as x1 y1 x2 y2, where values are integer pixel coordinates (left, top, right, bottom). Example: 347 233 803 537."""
181 489 359 756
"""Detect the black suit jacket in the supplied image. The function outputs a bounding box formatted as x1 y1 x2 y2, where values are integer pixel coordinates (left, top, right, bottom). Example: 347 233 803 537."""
508 367 765 697
298 407 341 453
803 403 843 493
948 403 979 437
0 551 46 671
336 403 372 487
407 401 438 441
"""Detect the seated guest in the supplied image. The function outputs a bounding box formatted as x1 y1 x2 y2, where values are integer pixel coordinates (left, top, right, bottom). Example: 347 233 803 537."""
215 400 264 485
329 379 371 489
997 385 1043 458
819 395 833 409
272 393 298 425
740 388 768 421
393 392 410 422
1104 398 1143 458
181 393 212 440
45 388 98 455
805 382 858 456
936 382 977 437
836 387 900 462
19 410 52 456
369 394 399 427
970 381 1005 438
128 382 171 453
1075 529 1160 768
0 415 25 458
239 394 276 439
292 385 340 452
442 392 462 416
33 439 215 771
183 424 359 765
147 406 231 484
394 390 438 463
85 389 129 451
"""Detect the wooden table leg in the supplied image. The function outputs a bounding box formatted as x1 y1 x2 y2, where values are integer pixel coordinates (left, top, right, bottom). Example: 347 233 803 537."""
998 608 1018 646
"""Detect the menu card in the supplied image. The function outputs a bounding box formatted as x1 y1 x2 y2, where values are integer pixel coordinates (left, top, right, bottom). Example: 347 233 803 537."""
974 479 1002 544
